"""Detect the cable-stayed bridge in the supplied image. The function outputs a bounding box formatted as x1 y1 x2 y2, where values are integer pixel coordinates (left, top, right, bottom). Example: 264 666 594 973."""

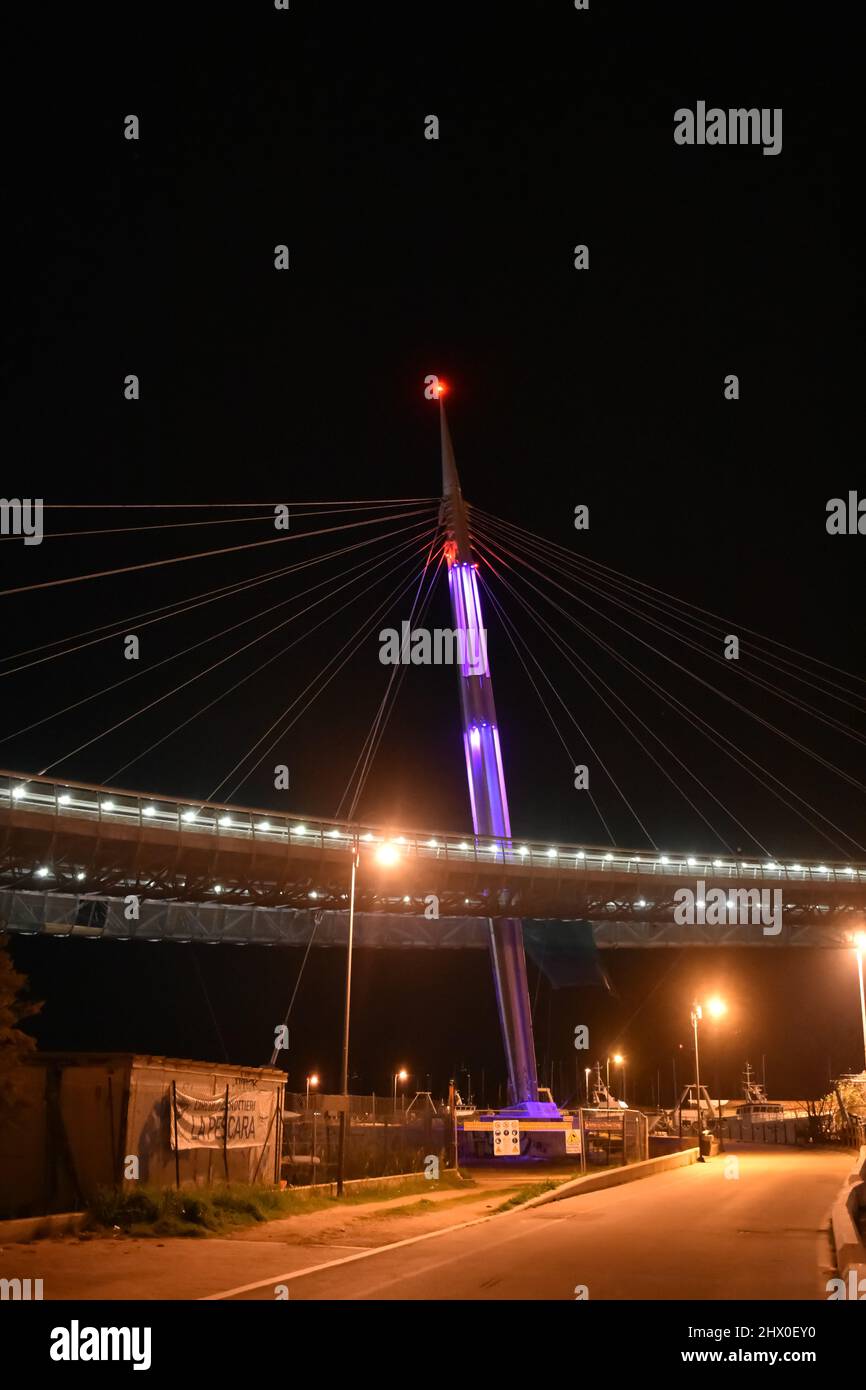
2 392 865 1110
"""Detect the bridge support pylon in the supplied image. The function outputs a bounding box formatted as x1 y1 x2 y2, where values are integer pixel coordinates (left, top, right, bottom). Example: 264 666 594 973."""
437 390 558 1120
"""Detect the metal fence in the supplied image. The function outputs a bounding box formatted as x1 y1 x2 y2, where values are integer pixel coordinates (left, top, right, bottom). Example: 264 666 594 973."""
281 1099 659 1180
282 1094 450 1186
722 1117 805 1145
579 1108 649 1168
722 1113 866 1147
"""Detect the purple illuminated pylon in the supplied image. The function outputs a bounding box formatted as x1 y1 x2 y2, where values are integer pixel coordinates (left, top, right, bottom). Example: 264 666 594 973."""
439 396 552 1115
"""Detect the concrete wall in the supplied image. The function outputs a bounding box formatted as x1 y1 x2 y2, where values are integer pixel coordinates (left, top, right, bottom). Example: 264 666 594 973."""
0 1056 130 1217
0 1064 50 1217
0 1053 285 1218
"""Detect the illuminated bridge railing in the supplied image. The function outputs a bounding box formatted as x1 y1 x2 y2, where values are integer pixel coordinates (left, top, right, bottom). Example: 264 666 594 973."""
2 769 866 886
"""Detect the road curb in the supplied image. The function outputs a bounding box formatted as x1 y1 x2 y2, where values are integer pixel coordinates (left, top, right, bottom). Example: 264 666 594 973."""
290 1169 442 1198
0 1211 88 1244
831 1145 866 1281
518 1146 701 1211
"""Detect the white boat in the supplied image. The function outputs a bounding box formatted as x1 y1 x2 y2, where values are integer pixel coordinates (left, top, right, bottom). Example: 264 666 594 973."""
452 1090 476 1117
734 1063 784 1123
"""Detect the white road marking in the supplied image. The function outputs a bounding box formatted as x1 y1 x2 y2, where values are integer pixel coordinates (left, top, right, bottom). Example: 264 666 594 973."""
348 1212 574 1301
201 1195 563 1300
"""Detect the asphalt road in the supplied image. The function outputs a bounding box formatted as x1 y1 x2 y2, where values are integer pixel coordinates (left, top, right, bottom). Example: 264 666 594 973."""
219 1145 848 1300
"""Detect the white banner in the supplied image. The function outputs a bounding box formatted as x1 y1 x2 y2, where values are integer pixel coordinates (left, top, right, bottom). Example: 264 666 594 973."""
171 1088 276 1150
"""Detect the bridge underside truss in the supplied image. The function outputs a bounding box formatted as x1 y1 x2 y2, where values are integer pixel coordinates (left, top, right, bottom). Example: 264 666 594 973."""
0 890 856 949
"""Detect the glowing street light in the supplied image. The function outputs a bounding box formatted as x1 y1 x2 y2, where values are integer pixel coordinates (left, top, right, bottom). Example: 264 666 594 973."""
375 843 401 867
393 1067 409 1111
605 1053 624 1101
306 1073 320 1109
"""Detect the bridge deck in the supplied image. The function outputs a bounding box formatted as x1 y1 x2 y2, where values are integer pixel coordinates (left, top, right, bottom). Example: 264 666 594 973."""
0 771 863 943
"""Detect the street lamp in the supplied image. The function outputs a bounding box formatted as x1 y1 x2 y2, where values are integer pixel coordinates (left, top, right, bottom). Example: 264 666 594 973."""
584 1066 591 1104
691 997 727 1161
306 1073 319 1109
394 1067 408 1112
613 1052 626 1106
853 932 866 1073
336 838 401 1195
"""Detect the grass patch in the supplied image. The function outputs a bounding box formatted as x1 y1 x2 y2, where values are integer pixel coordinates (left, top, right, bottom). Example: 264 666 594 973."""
89 1184 281 1238
88 1170 471 1238
494 1179 563 1213
369 1187 498 1219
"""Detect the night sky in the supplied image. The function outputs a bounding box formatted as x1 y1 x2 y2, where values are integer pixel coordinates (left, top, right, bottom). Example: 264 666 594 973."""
4 3 864 1104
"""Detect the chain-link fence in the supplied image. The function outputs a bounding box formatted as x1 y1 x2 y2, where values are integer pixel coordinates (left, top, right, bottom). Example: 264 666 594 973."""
282 1095 654 1182
282 1093 450 1185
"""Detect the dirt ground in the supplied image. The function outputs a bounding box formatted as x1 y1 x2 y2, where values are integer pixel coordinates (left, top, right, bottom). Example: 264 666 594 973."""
0 1165 572 1300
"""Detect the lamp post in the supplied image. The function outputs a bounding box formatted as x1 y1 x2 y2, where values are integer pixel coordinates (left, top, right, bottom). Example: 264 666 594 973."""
854 932 866 1073
336 839 401 1195
584 1066 591 1104
691 996 726 1162
306 1073 319 1110
613 1053 625 1106
690 1003 705 1161
393 1068 408 1112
